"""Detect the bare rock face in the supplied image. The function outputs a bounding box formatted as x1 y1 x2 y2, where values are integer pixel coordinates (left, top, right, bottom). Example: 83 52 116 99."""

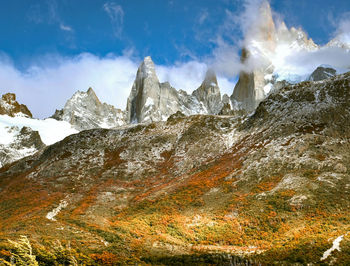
0 93 32 118
126 56 208 123
309 66 337 81
52 88 125 131
230 49 260 112
192 69 222 114
126 56 162 123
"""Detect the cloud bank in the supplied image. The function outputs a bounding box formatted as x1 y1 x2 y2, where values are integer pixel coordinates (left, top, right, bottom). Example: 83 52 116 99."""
0 53 235 119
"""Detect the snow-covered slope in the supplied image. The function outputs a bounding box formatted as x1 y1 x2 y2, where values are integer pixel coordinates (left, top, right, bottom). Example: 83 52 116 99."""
0 115 77 146
0 114 77 167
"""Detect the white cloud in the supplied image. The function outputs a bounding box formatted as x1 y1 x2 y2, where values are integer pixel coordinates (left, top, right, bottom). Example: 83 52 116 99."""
59 23 73 32
157 61 235 96
103 2 124 38
279 47 350 76
0 54 138 119
333 13 350 44
208 0 264 78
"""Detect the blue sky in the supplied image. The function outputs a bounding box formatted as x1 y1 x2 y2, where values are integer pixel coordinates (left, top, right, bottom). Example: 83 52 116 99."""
1 0 349 67
0 0 349 117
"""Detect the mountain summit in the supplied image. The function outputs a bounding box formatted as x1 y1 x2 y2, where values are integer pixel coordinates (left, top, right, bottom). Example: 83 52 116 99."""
192 69 222 114
52 87 125 130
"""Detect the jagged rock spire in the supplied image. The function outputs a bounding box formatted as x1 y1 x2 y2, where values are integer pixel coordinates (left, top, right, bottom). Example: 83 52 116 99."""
192 69 222 114
126 56 162 123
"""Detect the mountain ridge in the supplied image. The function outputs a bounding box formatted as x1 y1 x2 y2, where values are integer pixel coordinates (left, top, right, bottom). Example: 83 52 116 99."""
0 72 349 264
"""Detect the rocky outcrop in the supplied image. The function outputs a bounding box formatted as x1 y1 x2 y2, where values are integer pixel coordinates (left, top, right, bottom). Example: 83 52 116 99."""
0 93 32 118
309 65 337 81
52 87 125 131
192 69 222 114
0 126 44 168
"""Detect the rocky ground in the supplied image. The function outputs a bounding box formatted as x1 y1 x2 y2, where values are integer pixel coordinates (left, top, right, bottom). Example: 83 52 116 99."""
0 73 350 265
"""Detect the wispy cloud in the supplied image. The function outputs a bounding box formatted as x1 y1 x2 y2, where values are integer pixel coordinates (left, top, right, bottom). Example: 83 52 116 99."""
27 0 74 33
59 23 73 32
198 9 209 25
103 2 124 38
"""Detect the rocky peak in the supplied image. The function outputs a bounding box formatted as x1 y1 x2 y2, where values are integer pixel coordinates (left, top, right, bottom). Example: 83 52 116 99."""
86 87 102 105
52 87 125 131
126 56 162 123
17 126 45 150
256 1 276 45
192 69 222 114
309 65 337 81
0 93 32 118
140 56 159 80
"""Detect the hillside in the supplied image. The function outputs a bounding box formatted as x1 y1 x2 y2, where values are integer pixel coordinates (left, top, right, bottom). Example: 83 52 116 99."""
0 73 349 265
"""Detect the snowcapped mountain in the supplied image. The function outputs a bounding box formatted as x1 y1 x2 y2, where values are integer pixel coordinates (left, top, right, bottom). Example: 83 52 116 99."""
52 87 126 131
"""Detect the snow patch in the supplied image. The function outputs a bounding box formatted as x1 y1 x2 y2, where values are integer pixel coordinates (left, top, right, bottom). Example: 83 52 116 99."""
46 199 69 221
145 97 154 107
321 235 344 261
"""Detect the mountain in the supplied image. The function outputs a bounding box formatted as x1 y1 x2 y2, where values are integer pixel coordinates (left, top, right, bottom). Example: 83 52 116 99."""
230 1 348 112
327 35 350 51
0 72 349 265
52 87 126 131
126 56 224 123
0 93 32 118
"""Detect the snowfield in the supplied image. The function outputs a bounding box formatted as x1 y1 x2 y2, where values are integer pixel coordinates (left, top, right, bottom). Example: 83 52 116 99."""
0 114 78 145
